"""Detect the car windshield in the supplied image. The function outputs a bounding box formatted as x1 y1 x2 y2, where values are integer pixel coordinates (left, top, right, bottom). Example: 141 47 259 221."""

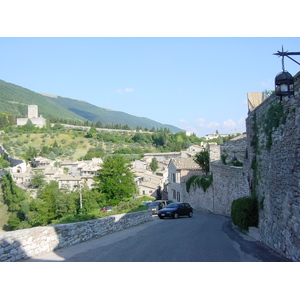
149 201 161 206
165 203 179 208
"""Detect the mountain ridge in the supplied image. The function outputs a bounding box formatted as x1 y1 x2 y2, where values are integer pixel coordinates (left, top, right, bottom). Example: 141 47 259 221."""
0 79 183 133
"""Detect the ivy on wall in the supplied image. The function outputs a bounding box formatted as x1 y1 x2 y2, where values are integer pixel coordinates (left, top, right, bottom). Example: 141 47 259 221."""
186 173 213 193
186 150 213 193
263 102 286 150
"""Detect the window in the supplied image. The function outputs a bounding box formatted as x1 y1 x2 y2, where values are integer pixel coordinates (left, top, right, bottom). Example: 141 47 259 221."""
177 192 181 202
172 173 176 182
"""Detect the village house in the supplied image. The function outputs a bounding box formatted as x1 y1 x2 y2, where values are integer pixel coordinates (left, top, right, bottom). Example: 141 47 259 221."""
167 157 205 203
56 174 82 190
9 156 102 191
186 144 205 155
134 167 168 198
31 157 54 168
142 151 191 164
204 133 230 141
131 151 194 198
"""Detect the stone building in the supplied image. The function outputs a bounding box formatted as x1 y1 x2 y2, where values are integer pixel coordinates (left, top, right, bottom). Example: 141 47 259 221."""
17 105 46 128
167 141 250 215
168 157 204 202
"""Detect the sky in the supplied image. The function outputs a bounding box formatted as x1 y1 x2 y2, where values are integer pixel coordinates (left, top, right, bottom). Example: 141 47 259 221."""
1 37 299 137
0 2 299 139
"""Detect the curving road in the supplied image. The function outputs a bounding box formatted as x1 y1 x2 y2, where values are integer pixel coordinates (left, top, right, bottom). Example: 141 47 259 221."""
22 211 290 262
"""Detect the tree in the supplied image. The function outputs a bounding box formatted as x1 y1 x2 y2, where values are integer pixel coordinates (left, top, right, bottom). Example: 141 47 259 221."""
150 157 158 172
23 146 38 162
24 119 35 130
31 170 46 188
0 154 10 168
93 156 136 205
194 150 210 175
186 150 213 193
1 171 26 212
87 126 98 138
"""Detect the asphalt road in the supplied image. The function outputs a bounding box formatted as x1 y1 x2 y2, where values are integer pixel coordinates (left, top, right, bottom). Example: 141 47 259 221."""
22 211 290 262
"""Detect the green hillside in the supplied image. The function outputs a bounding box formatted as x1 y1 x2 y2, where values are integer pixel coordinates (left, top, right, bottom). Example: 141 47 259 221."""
0 78 183 133
0 80 86 121
45 95 182 133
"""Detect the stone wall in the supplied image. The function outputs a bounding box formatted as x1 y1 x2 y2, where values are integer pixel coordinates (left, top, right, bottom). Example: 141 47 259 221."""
183 162 251 216
168 136 251 216
220 134 247 163
246 71 300 262
0 210 153 262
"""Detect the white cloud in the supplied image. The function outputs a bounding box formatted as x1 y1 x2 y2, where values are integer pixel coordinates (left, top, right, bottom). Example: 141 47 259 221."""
195 117 206 123
237 117 245 126
125 88 135 92
178 116 246 137
116 88 135 93
222 119 236 129
194 118 206 127
179 119 188 123
207 121 220 128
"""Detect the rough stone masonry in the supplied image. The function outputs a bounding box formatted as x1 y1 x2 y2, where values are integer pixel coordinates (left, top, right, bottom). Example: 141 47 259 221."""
0 210 152 262
246 71 300 262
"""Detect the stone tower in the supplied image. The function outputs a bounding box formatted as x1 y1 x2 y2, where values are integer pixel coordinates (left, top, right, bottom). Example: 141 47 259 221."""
28 105 38 119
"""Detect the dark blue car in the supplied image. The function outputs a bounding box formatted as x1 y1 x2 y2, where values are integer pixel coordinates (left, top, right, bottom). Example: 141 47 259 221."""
158 202 193 219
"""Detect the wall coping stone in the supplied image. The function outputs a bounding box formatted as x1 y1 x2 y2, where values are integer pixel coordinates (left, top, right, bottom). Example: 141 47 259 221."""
0 209 153 262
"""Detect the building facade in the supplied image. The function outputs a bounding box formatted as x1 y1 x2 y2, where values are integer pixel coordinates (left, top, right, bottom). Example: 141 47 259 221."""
17 105 46 128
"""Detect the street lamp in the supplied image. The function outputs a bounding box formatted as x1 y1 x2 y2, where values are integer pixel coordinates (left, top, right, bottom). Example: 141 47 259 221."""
275 71 294 98
273 47 300 99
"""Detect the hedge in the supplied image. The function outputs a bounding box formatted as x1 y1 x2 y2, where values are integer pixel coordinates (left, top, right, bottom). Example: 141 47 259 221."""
231 196 258 231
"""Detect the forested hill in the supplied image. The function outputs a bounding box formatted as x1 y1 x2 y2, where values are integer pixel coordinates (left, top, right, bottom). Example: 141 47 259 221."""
0 80 86 121
0 79 182 133
43 94 182 132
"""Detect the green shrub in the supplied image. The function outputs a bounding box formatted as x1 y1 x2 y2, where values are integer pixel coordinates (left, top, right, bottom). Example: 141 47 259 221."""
231 196 258 231
7 215 21 230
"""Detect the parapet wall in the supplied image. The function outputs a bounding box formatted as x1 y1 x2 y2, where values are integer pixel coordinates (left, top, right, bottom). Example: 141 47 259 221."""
0 210 153 262
246 71 300 261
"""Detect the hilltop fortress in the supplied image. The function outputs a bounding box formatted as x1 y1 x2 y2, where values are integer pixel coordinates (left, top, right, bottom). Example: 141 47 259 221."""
17 105 46 128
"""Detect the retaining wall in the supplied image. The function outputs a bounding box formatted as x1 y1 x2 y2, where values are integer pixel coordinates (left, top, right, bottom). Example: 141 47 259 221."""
185 162 251 216
0 210 153 262
246 71 300 261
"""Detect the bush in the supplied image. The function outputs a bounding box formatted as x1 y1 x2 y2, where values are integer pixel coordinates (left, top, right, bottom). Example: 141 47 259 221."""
231 196 258 231
112 198 149 214
7 215 21 230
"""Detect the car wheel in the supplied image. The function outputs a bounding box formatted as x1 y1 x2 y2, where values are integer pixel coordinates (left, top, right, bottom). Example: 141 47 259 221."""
173 213 179 219
159 216 164 219
188 211 193 218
